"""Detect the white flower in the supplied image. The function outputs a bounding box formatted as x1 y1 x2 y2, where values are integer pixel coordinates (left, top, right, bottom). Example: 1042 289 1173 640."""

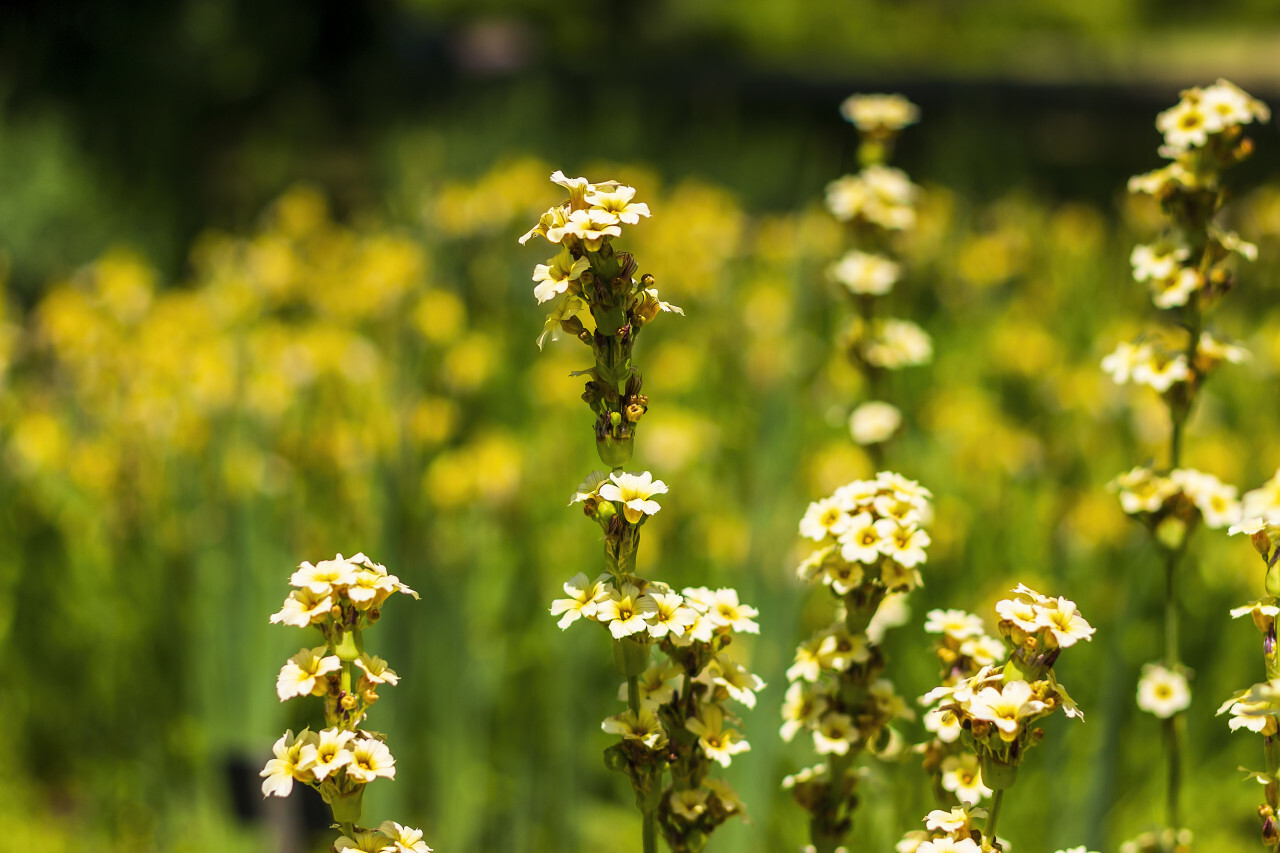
549 572 611 629
829 250 900 296
599 471 668 523
1136 663 1190 719
585 184 651 225
531 248 590 304
849 401 901 445
596 582 657 639
839 93 919 132
800 497 852 541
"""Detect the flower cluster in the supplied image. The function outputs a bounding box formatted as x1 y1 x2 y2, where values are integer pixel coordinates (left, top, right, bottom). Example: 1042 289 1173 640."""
1103 89 1266 838
1106 79 1266 413
915 609 1007 807
263 553 431 851
784 472 930 849
525 173 756 853
1217 473 1280 848
1109 465 1241 546
821 93 929 452
901 587 1092 851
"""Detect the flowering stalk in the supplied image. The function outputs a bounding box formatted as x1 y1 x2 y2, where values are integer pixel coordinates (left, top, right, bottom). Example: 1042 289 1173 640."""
1103 79 1268 841
1219 474 1280 848
783 473 931 851
524 172 763 853
824 93 931 459
897 586 1094 852
262 552 434 853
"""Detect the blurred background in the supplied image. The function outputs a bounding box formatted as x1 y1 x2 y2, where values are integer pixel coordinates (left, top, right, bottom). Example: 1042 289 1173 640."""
3 1 1280 851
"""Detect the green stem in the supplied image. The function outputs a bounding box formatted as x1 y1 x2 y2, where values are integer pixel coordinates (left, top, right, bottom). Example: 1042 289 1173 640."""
1162 535 1186 835
627 675 641 715
626 674 658 853
985 789 1005 842
643 809 658 853
1163 714 1183 834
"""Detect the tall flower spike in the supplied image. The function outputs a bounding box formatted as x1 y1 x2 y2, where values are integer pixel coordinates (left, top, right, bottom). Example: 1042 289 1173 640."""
1106 81 1267 848
522 172 758 853
785 473 931 852
262 553 434 851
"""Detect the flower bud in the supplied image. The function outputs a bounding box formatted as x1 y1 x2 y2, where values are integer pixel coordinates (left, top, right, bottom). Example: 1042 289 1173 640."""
596 432 634 468
1156 516 1188 551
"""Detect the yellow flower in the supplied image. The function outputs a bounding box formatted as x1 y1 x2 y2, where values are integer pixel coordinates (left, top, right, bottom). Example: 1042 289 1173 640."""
599 471 668 523
685 705 750 767
531 248 590 304
346 737 396 784
260 729 315 797
276 647 342 702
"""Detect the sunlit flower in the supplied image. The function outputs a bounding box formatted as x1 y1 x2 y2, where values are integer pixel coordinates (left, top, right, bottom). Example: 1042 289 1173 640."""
599 471 668 523
968 680 1046 741
596 582 657 639
705 587 760 634
840 93 919 132
299 727 356 781
531 248 590 304
549 572 611 629
276 647 342 701
378 820 433 853
812 711 858 755
585 185 651 225
849 401 901 445
346 737 396 784
1137 663 1191 719
260 729 315 797
829 250 900 296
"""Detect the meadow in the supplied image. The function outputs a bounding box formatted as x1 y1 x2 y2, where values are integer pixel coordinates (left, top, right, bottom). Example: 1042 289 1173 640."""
3 57 1280 852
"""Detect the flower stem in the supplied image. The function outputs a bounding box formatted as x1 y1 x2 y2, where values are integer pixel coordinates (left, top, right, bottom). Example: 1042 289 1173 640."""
985 789 1005 842
643 810 658 853
627 674 641 715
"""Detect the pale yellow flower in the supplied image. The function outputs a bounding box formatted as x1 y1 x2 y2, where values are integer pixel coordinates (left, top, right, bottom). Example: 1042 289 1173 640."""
378 820 434 853
260 729 315 797
1137 663 1191 719
276 647 342 701
549 572 611 629
585 185 651 225
685 705 750 767
346 737 396 784
599 470 668 523
780 681 828 742
270 588 333 628
355 653 399 686
298 727 356 781
531 248 590 304
840 93 919 132
968 680 1046 741
812 711 859 755
596 582 657 639
704 587 760 634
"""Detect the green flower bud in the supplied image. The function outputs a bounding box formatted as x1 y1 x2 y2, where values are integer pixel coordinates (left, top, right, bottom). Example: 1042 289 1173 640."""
597 432 634 469
613 635 652 676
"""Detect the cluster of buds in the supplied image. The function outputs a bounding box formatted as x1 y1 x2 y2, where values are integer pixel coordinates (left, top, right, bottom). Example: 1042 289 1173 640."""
783 472 930 850
898 587 1093 852
822 93 930 450
1216 470 1280 848
525 173 758 853
1103 79 1267 437
262 553 432 852
915 609 1008 807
